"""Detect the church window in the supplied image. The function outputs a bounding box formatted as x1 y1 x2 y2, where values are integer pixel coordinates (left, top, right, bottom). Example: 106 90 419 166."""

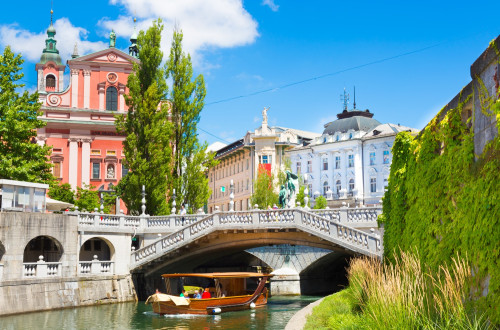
323 181 329 196
348 178 354 193
370 152 376 165
322 158 328 170
307 160 312 173
53 162 61 178
336 180 341 195
370 178 377 193
106 86 118 111
383 150 390 164
92 163 100 179
348 155 354 167
46 75 56 89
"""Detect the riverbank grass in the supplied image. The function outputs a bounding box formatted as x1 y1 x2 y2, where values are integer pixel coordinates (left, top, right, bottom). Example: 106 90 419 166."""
305 252 490 329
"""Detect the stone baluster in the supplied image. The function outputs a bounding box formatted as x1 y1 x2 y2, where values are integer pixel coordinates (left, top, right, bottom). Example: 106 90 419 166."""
91 255 100 274
304 186 309 210
36 255 47 277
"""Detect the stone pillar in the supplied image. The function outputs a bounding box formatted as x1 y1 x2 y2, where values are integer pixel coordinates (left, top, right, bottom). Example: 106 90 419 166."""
68 138 79 190
37 69 44 91
98 83 105 110
270 268 300 295
83 69 91 109
81 138 91 186
91 255 100 274
71 69 79 108
58 70 64 92
36 255 47 277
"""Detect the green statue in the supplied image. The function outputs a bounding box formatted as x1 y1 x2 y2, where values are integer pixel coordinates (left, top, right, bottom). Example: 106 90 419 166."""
279 185 287 208
278 171 299 208
109 30 116 48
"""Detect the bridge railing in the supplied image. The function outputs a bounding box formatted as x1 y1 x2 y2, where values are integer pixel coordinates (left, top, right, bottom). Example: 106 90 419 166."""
79 258 115 275
75 211 205 232
23 259 62 278
130 208 383 270
309 207 381 226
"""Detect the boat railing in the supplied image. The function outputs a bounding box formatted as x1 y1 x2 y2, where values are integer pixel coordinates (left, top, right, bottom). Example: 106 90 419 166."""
78 256 114 275
23 256 62 278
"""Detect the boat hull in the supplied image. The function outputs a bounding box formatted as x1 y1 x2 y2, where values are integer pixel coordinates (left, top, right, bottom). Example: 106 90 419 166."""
150 292 269 315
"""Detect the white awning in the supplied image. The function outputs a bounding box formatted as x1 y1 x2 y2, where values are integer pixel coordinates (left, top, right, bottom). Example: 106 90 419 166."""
46 197 73 211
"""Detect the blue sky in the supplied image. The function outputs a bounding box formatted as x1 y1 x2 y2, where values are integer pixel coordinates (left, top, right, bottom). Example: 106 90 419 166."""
0 0 498 145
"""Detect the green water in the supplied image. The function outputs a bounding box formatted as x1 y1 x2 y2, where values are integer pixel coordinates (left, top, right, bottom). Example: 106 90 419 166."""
0 296 320 330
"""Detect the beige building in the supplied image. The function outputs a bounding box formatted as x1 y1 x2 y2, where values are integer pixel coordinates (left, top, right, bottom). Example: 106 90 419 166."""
207 111 320 212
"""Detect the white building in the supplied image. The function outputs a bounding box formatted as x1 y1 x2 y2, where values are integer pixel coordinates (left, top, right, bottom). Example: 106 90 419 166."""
286 107 418 206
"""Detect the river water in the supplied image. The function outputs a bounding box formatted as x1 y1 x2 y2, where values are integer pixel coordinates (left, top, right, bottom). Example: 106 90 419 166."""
0 296 320 330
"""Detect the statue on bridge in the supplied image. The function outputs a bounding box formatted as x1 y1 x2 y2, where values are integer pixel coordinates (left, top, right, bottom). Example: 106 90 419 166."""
278 171 299 208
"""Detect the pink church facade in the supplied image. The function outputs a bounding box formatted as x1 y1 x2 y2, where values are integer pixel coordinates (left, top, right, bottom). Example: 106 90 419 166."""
35 16 139 212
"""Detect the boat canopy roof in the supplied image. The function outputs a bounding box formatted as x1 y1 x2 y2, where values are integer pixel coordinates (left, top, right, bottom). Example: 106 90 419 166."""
161 272 273 279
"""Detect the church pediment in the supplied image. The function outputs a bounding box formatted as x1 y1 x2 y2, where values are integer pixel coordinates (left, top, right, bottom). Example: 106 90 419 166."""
68 48 139 65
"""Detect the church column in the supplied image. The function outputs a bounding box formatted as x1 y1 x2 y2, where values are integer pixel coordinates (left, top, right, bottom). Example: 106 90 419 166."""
68 138 79 190
58 70 64 92
71 69 79 108
98 83 105 110
118 84 126 111
83 69 91 109
37 69 44 91
81 138 92 186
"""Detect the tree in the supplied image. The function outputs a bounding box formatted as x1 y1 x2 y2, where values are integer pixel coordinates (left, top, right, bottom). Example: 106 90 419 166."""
296 185 310 207
48 182 75 204
313 195 327 209
74 184 100 212
166 30 209 211
116 19 173 215
0 47 53 183
251 168 278 209
182 144 216 213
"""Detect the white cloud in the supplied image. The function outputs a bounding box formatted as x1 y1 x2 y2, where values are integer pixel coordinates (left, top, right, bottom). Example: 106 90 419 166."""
262 0 279 12
101 0 259 67
0 18 106 63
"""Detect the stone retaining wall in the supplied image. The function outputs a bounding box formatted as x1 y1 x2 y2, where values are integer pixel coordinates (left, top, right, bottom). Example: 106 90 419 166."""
0 275 137 316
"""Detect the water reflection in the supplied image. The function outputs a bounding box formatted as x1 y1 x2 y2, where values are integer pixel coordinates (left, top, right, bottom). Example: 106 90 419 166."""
0 296 320 330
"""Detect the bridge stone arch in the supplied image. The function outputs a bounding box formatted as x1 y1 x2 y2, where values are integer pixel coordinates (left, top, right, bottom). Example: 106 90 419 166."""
24 235 63 263
79 237 115 261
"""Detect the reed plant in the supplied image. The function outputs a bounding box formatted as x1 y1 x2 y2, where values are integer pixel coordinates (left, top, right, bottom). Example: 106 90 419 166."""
347 251 489 329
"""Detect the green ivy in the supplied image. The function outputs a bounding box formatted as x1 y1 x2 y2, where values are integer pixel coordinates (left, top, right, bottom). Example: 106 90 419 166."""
380 61 500 323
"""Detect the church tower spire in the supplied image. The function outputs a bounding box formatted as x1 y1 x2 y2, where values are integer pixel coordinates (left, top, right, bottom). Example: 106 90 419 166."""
36 9 64 93
129 17 139 58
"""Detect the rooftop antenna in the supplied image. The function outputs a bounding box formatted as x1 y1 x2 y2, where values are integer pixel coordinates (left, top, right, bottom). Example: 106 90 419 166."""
340 88 349 111
353 86 356 109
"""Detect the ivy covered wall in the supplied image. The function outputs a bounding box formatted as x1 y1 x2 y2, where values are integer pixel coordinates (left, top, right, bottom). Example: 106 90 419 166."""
380 36 500 324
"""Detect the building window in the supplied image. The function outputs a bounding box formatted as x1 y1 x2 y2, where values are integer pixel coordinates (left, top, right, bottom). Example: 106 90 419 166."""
307 160 312 173
296 162 301 174
307 184 312 197
383 150 390 164
323 181 329 196
348 178 354 193
322 158 328 170
246 179 249 190
53 162 61 178
336 180 341 195
348 154 354 167
335 156 340 169
370 178 377 193
46 75 56 89
92 163 100 179
106 86 118 111
384 178 388 188
246 159 249 170
370 152 376 166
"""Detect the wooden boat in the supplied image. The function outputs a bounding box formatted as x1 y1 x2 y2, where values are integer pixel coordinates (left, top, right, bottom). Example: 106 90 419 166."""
145 272 273 315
